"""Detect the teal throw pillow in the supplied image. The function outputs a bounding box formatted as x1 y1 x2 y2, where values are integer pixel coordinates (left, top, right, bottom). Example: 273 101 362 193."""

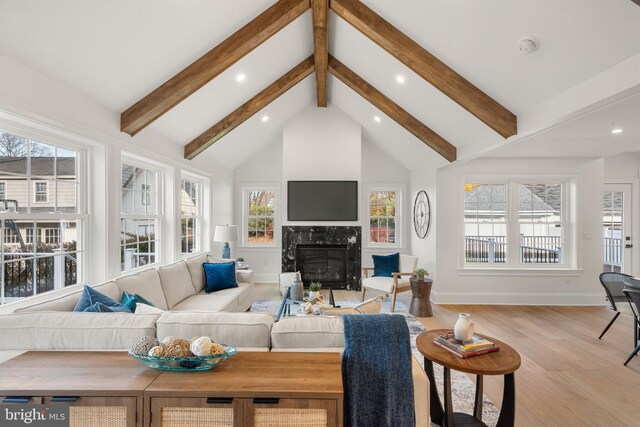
372 253 400 277
203 262 238 293
74 285 131 313
120 291 155 312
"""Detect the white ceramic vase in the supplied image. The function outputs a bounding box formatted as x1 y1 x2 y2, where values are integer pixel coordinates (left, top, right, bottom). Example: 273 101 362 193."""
309 291 320 300
454 313 474 342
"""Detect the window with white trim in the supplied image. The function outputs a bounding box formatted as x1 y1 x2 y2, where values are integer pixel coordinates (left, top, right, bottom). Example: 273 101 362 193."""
180 177 202 254
243 187 277 246
367 187 401 246
121 161 161 271
0 129 84 305
463 180 570 268
34 181 48 203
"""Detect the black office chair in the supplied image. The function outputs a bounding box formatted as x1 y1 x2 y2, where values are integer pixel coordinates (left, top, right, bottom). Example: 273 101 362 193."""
622 288 640 366
598 272 633 339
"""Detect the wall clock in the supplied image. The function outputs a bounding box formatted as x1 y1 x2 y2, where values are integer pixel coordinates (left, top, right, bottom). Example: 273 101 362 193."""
413 190 431 239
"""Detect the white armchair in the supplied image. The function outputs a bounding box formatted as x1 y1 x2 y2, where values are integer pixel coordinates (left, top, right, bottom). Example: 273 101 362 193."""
362 254 418 312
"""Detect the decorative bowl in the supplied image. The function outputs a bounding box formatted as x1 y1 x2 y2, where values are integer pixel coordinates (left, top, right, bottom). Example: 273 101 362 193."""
128 344 237 371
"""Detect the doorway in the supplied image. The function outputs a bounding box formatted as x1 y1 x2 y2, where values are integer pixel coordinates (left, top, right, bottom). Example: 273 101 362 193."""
603 184 633 274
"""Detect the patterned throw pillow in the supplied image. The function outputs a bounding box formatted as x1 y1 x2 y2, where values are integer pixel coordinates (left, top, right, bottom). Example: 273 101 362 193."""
73 285 131 313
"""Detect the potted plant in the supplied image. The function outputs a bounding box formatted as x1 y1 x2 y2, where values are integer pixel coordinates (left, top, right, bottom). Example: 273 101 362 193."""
414 268 429 281
309 282 322 299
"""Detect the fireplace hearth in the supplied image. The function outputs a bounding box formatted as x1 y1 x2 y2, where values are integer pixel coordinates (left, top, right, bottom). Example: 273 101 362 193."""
282 226 361 290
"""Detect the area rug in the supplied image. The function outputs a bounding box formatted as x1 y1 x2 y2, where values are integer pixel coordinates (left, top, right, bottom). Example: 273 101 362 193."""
250 299 500 426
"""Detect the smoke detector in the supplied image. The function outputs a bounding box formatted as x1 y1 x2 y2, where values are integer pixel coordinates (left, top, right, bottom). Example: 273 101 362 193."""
518 38 538 54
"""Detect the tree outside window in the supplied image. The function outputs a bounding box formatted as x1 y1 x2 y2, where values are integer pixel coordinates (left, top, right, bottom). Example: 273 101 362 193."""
246 190 275 244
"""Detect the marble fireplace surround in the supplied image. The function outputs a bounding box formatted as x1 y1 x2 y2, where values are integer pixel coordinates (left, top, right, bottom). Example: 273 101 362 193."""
282 226 362 290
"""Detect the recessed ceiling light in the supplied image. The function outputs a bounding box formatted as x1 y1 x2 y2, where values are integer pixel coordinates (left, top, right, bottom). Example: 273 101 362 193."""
611 128 623 134
235 73 246 83
374 116 382 123
261 115 269 123
395 75 405 85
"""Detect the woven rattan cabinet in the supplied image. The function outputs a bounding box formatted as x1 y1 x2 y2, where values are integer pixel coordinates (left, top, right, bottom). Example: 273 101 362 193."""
145 352 344 427
44 396 137 427
148 397 338 427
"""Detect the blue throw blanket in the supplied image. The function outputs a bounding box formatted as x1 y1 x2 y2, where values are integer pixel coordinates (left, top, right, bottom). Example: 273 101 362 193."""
342 314 415 427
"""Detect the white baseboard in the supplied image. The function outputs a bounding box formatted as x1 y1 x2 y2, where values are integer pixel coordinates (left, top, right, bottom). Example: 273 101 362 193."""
254 273 278 284
432 291 608 306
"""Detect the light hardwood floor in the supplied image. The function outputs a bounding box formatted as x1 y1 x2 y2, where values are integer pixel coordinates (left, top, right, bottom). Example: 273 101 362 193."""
255 284 640 427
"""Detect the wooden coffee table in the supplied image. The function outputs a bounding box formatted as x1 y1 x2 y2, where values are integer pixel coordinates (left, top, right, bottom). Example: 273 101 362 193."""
417 330 521 427
0 351 344 427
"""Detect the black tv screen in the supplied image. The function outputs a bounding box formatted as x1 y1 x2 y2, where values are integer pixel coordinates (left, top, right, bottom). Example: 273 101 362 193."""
288 181 358 221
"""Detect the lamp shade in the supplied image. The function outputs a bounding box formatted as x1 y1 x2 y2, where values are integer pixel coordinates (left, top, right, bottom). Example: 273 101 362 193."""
214 225 238 243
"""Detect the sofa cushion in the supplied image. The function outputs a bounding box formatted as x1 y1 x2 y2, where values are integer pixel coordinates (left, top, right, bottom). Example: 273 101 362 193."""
13 281 120 313
116 268 168 310
362 276 410 293
158 261 197 308
185 253 208 292
170 282 252 312
74 285 131 312
203 262 237 293
271 316 345 350
156 312 274 350
0 312 159 350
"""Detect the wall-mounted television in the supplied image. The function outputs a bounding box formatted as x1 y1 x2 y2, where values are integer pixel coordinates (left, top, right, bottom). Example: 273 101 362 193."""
287 181 358 221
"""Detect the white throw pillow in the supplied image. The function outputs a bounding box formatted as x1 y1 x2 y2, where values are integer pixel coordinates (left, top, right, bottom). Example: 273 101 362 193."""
135 303 165 315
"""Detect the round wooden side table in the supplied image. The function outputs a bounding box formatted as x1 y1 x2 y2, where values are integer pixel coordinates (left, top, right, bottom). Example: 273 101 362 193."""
417 329 521 427
409 278 433 317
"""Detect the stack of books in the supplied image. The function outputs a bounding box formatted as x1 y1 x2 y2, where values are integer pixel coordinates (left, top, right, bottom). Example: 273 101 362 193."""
434 333 499 359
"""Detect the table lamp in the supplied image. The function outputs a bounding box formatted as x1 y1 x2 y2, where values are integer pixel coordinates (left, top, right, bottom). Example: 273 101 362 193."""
214 225 238 259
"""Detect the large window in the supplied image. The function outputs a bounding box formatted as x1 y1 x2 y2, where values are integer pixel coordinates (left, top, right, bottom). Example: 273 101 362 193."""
243 187 276 246
181 177 202 254
0 130 83 304
463 180 569 268
367 188 401 246
121 161 161 271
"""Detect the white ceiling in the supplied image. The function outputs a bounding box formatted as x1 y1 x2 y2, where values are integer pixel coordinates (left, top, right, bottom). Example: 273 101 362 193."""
0 0 639 169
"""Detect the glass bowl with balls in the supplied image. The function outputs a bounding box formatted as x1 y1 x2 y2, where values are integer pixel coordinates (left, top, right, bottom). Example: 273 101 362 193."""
128 335 237 371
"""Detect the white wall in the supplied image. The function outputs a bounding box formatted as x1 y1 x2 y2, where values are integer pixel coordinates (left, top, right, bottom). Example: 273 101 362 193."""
434 157 605 305
0 52 233 283
233 121 411 282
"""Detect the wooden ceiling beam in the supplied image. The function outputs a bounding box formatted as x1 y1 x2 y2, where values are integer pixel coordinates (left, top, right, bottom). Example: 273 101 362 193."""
311 0 329 107
330 0 517 139
121 0 311 136
328 55 456 162
184 56 315 160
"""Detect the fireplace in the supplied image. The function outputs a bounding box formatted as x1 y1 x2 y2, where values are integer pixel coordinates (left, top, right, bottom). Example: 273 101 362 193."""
282 226 361 290
297 244 348 288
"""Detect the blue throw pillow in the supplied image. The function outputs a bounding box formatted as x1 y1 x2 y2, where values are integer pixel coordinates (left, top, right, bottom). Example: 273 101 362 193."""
73 285 131 313
372 253 400 277
203 262 238 293
120 291 155 312
83 302 114 312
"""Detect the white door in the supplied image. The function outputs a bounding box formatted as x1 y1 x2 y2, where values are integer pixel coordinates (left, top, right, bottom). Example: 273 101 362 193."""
603 184 633 274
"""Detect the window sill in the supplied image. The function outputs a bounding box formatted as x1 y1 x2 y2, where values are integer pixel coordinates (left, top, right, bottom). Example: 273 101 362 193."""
457 268 583 277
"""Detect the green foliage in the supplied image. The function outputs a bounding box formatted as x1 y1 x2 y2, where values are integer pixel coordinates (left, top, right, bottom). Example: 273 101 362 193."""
414 268 429 278
309 281 322 292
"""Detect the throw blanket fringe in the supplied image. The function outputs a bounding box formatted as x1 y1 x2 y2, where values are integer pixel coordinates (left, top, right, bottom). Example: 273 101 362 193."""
342 314 415 427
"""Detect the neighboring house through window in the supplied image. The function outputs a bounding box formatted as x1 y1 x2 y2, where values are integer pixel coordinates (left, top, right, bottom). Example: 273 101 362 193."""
120 160 161 271
463 180 570 268
0 130 83 304
180 177 202 254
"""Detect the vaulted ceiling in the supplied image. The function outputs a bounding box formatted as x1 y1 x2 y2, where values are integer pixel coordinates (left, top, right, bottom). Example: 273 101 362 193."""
0 0 639 170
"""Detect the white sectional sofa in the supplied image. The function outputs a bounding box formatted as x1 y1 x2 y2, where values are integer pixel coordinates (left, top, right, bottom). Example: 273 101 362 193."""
0 253 429 426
